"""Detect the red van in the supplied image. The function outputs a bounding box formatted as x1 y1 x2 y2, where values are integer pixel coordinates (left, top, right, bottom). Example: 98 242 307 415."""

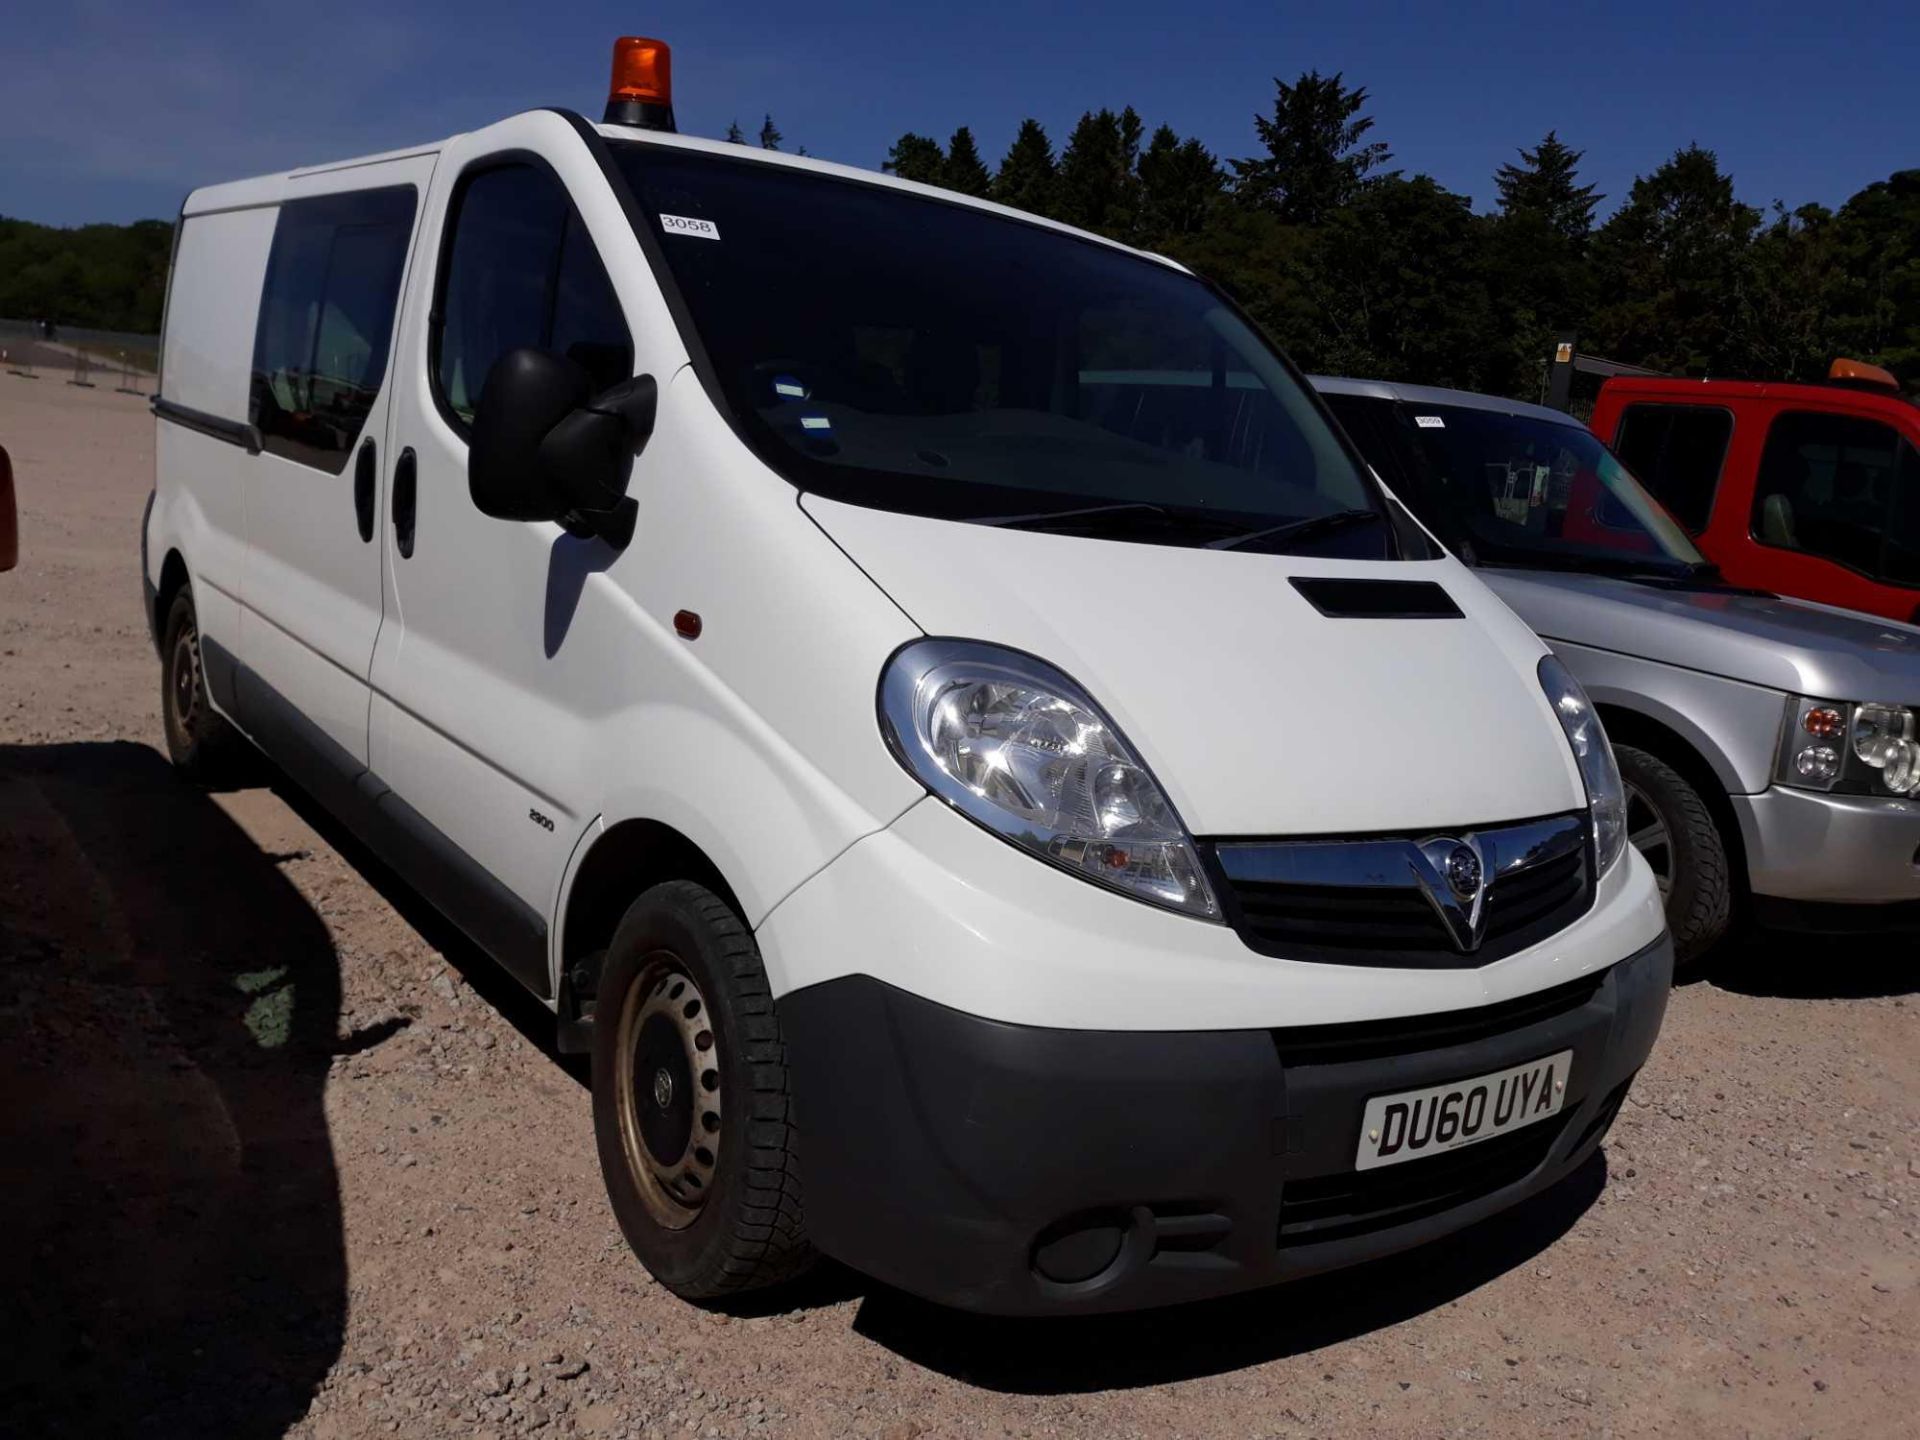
1591 362 1920 623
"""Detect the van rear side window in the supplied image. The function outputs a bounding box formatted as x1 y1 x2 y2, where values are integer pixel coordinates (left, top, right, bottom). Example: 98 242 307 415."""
250 187 416 474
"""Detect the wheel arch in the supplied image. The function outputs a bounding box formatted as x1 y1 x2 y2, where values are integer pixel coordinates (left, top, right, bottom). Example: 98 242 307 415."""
558 817 746 1017
1597 703 1750 897
154 548 191 653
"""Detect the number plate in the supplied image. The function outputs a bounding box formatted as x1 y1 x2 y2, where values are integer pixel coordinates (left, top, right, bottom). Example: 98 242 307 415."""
1355 1050 1572 1171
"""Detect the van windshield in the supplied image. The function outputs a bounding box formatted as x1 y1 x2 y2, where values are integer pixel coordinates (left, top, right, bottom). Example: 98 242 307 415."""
612 145 1388 555
1329 395 1706 575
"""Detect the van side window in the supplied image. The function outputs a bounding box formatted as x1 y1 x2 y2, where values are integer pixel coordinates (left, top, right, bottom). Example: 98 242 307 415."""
1753 410 1919 584
432 163 632 430
250 186 417 474
1612 404 1732 533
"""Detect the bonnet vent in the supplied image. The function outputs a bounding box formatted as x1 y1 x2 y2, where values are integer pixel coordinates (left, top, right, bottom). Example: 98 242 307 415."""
1289 577 1462 619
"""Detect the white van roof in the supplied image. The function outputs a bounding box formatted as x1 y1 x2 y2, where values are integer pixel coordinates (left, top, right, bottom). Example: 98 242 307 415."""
180 111 1183 273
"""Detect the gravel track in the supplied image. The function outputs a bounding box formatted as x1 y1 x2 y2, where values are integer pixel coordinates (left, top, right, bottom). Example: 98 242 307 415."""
1 379 1915 1439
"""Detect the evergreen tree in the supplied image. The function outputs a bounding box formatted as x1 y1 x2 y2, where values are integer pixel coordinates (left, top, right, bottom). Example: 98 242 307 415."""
758 114 783 151
942 127 993 197
1054 107 1144 238
1588 144 1762 375
1137 125 1225 239
1233 71 1392 225
1303 175 1494 385
1740 202 1846 379
992 119 1058 218
883 133 947 184
1495 131 1602 241
1827 169 1920 374
1482 133 1602 397
724 119 744 145
1160 207 1321 361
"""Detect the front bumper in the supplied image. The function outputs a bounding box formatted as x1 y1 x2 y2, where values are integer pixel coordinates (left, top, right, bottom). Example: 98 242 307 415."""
781 932 1672 1315
1735 786 1920 903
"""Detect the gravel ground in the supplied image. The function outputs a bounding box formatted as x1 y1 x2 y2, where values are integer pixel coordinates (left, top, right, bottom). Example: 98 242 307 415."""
1 378 1916 1439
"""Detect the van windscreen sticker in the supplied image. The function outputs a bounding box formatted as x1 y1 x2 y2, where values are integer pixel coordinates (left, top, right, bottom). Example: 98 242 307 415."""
1415 415 1446 429
660 214 721 240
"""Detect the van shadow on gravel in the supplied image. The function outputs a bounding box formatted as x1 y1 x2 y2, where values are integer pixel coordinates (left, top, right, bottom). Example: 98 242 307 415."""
848 1151 1607 1394
0 741 401 1438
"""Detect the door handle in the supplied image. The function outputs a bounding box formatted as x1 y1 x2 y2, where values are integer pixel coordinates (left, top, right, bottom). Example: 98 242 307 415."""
353 438 376 543
392 447 417 559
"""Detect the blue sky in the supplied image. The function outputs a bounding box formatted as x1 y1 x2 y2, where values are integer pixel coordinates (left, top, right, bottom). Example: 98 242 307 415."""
4 1 1916 227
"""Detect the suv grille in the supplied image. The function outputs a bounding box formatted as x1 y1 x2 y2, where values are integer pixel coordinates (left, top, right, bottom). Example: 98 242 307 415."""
1210 813 1593 968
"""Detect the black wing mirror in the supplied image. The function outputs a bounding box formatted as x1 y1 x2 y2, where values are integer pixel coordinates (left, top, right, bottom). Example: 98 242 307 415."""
469 348 657 546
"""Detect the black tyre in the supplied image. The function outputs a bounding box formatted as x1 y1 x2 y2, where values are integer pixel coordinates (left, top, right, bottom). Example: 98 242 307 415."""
591 880 813 1300
1616 744 1731 970
160 587 244 782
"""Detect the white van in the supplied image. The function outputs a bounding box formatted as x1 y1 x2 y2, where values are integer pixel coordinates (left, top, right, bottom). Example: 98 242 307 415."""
141 39 1671 1315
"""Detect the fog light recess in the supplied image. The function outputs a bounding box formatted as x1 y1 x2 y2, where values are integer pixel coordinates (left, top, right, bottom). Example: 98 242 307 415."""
1031 1213 1128 1285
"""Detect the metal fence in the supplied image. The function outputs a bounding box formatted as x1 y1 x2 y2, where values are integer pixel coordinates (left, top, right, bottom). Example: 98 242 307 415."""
0 318 159 395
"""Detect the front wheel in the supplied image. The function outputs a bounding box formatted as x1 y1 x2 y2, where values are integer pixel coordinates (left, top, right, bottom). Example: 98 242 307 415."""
1616 744 1731 971
590 881 813 1300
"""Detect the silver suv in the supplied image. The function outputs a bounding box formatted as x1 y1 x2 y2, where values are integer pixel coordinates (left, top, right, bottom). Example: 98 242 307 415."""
1315 376 1920 967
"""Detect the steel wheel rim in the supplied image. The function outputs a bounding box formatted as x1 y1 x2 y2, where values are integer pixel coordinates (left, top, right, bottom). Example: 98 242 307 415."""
612 954 720 1230
171 622 200 730
1624 780 1674 898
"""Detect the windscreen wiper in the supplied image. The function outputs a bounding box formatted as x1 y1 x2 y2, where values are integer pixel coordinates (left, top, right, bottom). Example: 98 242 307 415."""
1206 508 1384 553
972 502 1244 540
974 502 1171 530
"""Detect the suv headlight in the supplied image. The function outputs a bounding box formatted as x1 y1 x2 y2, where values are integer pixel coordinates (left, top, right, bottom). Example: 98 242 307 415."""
1855 703 1920 792
1777 696 1920 796
879 639 1220 919
1537 655 1627 874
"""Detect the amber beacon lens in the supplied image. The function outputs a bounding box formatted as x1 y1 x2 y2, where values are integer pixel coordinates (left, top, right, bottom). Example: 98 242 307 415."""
610 36 671 105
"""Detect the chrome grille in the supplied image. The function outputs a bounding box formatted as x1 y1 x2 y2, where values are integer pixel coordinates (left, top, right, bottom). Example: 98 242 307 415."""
1210 812 1593 968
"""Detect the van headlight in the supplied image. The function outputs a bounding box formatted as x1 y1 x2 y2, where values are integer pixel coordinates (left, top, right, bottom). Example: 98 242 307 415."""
1537 655 1627 875
879 639 1220 919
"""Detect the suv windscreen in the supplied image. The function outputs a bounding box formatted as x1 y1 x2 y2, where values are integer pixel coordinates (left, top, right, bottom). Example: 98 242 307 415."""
613 145 1388 556
1328 395 1705 573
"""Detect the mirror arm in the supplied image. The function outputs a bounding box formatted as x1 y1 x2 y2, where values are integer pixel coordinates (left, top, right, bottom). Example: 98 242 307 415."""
562 496 638 549
560 374 656 549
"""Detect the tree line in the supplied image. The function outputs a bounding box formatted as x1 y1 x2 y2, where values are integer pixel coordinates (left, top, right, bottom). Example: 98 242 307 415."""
0 216 172 334
878 75 1920 400
6 75 1914 396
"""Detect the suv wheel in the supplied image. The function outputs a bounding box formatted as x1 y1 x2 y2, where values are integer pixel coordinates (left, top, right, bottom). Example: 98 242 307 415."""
1617 744 1731 970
